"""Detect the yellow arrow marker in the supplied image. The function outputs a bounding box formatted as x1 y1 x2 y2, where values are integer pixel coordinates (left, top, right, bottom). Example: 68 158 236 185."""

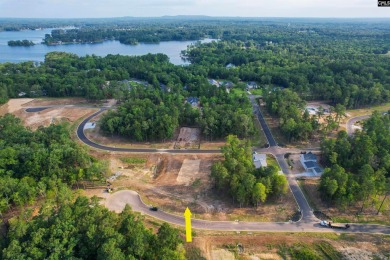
184 207 192 242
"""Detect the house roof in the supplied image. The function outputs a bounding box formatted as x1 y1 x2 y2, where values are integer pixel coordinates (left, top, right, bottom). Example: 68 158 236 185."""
303 152 317 161
208 79 220 86
187 97 199 104
304 161 317 169
314 167 324 174
253 154 267 169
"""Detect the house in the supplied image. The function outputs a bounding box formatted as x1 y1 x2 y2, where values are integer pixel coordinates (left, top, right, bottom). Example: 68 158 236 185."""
186 97 199 107
226 63 236 69
160 83 171 92
300 152 324 175
246 81 258 89
208 79 220 87
253 153 267 169
223 81 234 89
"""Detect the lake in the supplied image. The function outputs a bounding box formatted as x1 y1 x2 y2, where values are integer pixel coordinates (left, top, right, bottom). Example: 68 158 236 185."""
0 28 213 65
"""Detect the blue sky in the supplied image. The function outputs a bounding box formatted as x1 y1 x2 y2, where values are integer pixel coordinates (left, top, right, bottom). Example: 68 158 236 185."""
0 0 389 18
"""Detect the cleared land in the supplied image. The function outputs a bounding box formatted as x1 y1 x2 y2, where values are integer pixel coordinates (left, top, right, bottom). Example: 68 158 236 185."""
174 127 201 149
299 178 390 225
190 232 390 260
84 152 297 222
0 98 98 129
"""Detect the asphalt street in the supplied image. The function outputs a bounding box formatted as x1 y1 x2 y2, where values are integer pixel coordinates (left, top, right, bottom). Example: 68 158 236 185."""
77 108 220 154
76 101 389 234
106 190 390 234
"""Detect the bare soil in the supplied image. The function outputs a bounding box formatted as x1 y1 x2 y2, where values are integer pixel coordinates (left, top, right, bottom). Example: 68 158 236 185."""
0 98 98 129
21 97 90 107
174 127 201 149
300 179 390 225
83 152 297 222
193 232 390 260
0 98 33 115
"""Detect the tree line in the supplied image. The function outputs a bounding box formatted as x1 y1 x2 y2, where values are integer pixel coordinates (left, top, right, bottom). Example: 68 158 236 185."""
0 114 105 217
211 135 288 207
1 197 185 259
100 83 255 141
7 40 35 46
320 112 390 212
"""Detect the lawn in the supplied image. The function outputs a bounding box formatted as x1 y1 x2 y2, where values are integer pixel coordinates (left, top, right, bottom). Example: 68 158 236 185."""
250 88 263 96
344 102 390 118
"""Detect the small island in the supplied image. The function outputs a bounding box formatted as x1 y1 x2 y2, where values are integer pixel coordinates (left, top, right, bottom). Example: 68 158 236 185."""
8 40 35 46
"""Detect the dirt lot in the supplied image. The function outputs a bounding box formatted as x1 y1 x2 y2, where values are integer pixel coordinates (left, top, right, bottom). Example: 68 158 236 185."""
174 127 201 149
85 112 224 150
299 179 390 225
84 152 297 222
191 232 390 260
21 97 91 107
0 98 98 129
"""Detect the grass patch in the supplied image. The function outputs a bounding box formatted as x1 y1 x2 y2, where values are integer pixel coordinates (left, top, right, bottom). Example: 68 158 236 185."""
316 241 342 260
119 157 147 164
185 246 206 260
345 104 390 118
266 155 281 171
230 88 247 96
289 244 318 260
252 115 267 147
191 178 202 189
250 89 263 95
297 179 318 211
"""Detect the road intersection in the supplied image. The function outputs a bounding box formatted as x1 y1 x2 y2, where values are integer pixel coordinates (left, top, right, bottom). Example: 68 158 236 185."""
75 100 390 234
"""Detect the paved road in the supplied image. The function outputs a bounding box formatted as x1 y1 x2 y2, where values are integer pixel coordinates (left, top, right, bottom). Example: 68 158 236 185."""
346 115 370 135
76 109 220 154
248 95 316 221
77 102 389 234
249 95 277 146
106 190 390 234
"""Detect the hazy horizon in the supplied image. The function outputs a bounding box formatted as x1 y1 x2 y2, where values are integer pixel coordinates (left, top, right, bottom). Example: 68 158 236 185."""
0 0 389 19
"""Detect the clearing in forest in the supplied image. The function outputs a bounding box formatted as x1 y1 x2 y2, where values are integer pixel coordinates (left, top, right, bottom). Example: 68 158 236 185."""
174 127 201 149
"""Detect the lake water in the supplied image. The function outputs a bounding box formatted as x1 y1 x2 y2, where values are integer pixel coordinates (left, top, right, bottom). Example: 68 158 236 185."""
0 28 213 65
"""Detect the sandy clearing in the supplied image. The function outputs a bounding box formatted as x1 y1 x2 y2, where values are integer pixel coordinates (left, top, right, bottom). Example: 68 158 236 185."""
19 107 98 129
22 98 89 107
0 98 34 115
176 159 201 186
175 127 201 149
211 249 235 260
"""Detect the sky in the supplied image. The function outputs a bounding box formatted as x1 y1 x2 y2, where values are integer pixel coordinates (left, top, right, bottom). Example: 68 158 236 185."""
0 0 389 18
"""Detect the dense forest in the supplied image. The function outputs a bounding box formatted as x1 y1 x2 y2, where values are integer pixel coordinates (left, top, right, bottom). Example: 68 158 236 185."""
320 112 390 212
1 197 185 259
184 39 390 109
0 114 106 216
0 114 188 259
0 51 255 141
7 40 35 46
211 135 288 207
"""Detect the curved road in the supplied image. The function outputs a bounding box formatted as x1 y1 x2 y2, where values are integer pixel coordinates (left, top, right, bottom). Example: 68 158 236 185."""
346 115 370 135
76 108 220 154
106 190 390 234
76 103 389 234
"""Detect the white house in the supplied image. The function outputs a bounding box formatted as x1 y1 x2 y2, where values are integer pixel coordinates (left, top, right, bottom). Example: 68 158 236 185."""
300 152 323 176
208 79 220 87
253 153 267 169
226 63 236 69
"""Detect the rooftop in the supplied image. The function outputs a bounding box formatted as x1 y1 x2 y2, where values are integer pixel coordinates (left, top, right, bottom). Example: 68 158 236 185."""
303 152 317 161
